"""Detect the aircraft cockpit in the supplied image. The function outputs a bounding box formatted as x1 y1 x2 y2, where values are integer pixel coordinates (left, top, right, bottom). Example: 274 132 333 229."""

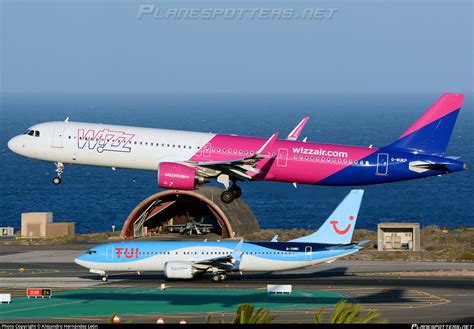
86 250 97 255
24 129 40 137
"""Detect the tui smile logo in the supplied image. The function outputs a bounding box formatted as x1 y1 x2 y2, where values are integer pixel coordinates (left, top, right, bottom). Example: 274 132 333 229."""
330 215 354 235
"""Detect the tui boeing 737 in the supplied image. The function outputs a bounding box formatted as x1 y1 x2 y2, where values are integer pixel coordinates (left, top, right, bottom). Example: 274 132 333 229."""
8 94 467 203
75 190 367 282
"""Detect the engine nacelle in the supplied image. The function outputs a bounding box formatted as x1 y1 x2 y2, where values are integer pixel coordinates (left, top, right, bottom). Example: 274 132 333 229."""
157 162 203 190
164 261 196 279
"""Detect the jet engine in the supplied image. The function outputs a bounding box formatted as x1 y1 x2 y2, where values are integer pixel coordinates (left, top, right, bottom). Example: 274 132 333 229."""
157 162 206 190
163 261 196 279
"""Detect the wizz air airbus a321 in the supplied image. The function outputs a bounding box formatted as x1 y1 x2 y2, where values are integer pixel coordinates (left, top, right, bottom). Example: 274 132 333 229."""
8 93 467 203
75 190 367 282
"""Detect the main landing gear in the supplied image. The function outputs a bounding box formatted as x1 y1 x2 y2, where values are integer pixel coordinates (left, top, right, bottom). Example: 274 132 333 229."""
101 275 108 282
220 184 242 204
218 174 242 204
52 162 64 185
211 273 227 282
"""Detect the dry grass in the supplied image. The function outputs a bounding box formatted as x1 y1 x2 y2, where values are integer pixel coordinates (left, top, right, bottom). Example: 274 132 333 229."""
244 227 474 263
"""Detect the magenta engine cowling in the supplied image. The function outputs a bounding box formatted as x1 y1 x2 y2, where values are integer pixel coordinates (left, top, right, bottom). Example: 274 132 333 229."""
157 162 198 190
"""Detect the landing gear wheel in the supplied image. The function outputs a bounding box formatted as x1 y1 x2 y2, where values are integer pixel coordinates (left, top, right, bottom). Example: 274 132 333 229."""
220 190 234 204
101 276 108 282
53 162 64 185
219 274 227 281
212 274 221 282
230 185 242 199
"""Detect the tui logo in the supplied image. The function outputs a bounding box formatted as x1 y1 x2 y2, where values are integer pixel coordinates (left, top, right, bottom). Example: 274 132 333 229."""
330 215 354 235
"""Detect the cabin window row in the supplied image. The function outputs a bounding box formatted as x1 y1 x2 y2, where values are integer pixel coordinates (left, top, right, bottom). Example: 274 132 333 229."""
292 154 370 166
70 136 196 150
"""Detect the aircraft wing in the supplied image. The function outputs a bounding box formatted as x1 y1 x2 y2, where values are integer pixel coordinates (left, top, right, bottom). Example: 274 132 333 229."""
184 133 279 181
287 117 309 141
192 240 244 271
164 224 186 228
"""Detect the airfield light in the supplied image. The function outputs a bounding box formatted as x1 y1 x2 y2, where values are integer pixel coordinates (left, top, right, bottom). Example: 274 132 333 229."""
156 317 165 324
113 315 121 324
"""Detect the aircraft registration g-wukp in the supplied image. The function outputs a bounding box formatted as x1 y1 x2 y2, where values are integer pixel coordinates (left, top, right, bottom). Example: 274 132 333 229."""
75 190 367 282
8 93 467 203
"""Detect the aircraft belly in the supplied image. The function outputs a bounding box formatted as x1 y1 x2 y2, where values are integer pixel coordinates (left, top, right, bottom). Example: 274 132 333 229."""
239 256 312 272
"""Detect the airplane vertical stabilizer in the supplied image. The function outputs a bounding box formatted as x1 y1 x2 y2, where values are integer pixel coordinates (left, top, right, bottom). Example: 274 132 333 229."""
384 93 464 156
289 189 364 244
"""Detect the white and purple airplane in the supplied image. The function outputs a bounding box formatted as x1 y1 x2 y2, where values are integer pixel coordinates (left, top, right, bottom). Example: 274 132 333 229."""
7 94 466 203
75 190 367 282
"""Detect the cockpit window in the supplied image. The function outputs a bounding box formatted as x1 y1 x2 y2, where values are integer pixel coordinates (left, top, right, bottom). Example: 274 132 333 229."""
86 250 97 255
25 130 40 137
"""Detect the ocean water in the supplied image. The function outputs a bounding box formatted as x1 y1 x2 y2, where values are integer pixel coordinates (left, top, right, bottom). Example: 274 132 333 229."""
0 92 473 233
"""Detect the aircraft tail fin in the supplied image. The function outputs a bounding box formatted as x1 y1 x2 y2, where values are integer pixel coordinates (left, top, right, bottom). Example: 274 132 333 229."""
384 93 464 156
289 190 364 245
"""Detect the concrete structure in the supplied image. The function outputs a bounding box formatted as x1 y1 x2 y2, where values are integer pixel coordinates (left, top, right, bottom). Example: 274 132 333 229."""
377 223 421 251
121 186 260 239
0 227 14 237
21 212 74 238
46 222 75 238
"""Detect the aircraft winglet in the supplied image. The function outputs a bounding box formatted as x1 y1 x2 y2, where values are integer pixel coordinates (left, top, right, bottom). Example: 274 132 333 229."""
257 133 279 155
287 117 309 141
231 239 244 269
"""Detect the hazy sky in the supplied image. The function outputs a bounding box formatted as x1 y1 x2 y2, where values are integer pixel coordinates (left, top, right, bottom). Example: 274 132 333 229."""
1 0 473 94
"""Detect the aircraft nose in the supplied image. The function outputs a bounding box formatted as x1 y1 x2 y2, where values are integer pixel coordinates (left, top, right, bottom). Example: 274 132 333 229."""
7 136 22 154
74 255 86 267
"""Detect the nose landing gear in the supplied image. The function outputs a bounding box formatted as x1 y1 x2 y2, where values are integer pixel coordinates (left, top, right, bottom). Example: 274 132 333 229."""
53 162 64 185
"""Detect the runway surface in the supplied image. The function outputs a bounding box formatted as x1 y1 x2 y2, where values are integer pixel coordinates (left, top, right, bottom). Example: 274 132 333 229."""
0 246 473 324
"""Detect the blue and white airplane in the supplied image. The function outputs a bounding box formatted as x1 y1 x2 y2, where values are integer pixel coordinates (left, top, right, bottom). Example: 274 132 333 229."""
75 190 367 282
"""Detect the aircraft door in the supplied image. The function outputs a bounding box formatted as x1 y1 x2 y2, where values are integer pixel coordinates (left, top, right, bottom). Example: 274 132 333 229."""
277 148 288 167
51 126 65 148
195 142 211 157
376 153 389 176
203 143 211 157
305 246 312 261
106 246 114 261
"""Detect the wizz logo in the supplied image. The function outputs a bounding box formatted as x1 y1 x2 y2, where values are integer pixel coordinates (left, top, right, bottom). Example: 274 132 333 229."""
77 128 135 153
